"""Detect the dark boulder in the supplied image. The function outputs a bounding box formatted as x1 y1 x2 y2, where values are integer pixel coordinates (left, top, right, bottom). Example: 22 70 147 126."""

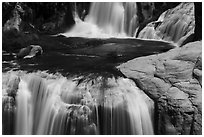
16 45 43 59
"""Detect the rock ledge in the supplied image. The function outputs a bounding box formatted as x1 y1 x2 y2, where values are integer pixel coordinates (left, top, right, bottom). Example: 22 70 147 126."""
118 41 202 134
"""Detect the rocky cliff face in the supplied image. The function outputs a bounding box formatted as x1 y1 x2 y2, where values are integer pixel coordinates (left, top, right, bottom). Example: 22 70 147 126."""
137 3 195 46
135 2 180 37
118 41 202 134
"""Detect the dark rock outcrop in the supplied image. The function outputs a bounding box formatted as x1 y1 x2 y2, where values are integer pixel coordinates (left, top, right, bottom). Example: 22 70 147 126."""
118 41 202 134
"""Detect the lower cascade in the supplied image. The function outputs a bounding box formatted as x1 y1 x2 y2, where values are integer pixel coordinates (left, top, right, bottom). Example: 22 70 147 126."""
12 74 154 135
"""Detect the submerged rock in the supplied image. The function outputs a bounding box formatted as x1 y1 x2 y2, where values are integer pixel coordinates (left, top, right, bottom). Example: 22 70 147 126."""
118 41 202 135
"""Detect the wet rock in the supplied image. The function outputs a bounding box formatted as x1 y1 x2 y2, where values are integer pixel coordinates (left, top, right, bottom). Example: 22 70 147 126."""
24 45 43 58
2 72 20 97
16 45 43 59
193 69 202 85
137 3 195 46
7 75 20 97
193 54 202 85
118 41 202 134
2 72 19 134
16 45 32 58
135 2 180 37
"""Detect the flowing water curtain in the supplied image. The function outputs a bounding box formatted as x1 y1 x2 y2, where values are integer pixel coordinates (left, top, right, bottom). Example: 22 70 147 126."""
15 75 154 135
64 2 139 38
85 2 139 37
86 3 125 35
123 2 139 36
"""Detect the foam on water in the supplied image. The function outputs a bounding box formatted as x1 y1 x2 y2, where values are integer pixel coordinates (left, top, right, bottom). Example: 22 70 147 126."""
13 74 154 135
62 2 138 38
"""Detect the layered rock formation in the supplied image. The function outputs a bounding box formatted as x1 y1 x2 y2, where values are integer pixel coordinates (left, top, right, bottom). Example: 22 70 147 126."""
118 41 202 134
135 2 180 37
137 3 195 46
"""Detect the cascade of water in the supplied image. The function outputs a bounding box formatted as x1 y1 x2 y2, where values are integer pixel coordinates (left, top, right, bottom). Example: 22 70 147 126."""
86 3 125 35
72 2 81 23
15 75 154 135
123 2 139 36
63 2 138 38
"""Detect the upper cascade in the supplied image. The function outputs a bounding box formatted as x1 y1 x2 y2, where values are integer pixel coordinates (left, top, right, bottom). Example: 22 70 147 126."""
63 2 138 38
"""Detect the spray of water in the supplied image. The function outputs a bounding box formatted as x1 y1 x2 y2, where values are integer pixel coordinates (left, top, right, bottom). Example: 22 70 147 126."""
62 2 138 38
15 75 154 135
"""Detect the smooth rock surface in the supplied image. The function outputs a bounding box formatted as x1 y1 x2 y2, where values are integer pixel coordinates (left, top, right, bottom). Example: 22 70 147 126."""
118 41 202 134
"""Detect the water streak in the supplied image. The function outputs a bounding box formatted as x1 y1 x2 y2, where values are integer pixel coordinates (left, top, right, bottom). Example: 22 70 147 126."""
63 2 138 38
14 75 154 135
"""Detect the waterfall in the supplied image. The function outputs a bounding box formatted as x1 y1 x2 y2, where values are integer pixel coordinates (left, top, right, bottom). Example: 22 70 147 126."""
14 75 154 135
63 2 138 38
123 2 138 36
72 3 81 23
86 3 125 36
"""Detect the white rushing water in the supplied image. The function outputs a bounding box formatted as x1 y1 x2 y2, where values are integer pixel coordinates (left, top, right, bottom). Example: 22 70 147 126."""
15 75 154 135
62 2 139 38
